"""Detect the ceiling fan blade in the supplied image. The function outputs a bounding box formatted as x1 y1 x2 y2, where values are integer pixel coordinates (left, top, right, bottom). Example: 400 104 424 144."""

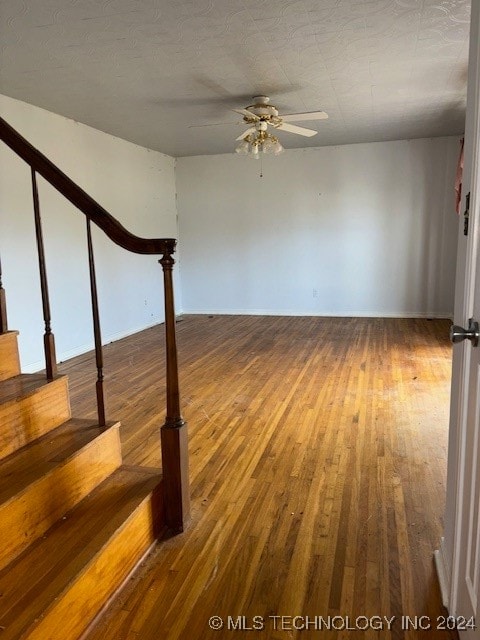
232 108 259 120
188 121 242 128
235 127 256 141
281 111 328 122
276 122 318 137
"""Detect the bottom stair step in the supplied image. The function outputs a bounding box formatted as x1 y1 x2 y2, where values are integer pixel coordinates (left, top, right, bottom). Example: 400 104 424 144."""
0 466 164 640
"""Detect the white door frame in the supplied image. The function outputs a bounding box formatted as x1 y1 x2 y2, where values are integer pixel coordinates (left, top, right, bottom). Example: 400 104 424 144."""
435 3 480 634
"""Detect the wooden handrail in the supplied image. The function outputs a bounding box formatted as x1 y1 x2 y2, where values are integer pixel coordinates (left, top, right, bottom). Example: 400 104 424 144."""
0 117 175 255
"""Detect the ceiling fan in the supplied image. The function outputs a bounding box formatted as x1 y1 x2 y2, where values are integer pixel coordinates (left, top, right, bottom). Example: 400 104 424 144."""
231 95 328 156
234 95 328 138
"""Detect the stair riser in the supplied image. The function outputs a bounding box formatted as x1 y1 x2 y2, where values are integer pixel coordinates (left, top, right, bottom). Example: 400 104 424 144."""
0 332 20 382
23 487 164 640
0 377 71 461
0 425 122 572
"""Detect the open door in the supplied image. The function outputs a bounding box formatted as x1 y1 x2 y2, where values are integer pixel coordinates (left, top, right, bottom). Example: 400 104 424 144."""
451 279 480 633
435 5 480 639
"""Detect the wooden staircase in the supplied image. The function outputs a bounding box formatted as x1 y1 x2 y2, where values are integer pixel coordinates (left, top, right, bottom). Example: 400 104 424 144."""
0 329 165 639
0 117 190 640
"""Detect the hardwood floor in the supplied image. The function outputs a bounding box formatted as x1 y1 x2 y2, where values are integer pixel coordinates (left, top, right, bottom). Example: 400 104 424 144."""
62 315 456 640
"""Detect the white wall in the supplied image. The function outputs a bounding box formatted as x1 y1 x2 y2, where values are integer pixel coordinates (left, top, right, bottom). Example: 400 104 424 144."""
0 94 178 372
177 137 459 318
0 95 461 373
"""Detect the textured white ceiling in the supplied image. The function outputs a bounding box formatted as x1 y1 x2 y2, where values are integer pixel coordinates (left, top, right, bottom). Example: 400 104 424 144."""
0 0 471 156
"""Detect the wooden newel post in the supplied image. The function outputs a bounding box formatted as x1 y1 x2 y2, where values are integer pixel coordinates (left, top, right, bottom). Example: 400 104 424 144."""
159 241 190 533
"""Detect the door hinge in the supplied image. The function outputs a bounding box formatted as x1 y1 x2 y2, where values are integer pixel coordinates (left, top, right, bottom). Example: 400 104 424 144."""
464 191 470 236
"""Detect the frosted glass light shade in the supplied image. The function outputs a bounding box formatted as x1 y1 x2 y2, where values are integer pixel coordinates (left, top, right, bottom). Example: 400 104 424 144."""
262 138 275 154
273 140 284 155
235 139 249 154
250 143 260 159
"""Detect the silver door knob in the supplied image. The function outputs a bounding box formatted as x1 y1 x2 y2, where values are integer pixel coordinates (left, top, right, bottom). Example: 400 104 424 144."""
450 318 479 347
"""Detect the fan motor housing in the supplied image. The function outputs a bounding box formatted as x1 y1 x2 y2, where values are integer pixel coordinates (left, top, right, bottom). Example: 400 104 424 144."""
247 104 279 118
247 95 279 119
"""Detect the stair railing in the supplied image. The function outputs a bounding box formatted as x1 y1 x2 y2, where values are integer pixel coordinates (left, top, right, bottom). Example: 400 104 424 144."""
31 168 58 381
0 116 190 532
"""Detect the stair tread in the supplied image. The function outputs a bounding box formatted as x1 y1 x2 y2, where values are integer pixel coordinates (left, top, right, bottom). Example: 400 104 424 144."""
0 419 119 506
0 465 162 639
0 373 67 404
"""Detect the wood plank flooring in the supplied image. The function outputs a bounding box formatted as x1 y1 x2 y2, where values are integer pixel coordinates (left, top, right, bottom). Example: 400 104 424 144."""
59 315 456 640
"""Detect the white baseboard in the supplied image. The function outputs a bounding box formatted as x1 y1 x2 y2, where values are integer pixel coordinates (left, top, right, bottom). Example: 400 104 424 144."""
434 539 451 609
182 308 453 319
22 319 164 373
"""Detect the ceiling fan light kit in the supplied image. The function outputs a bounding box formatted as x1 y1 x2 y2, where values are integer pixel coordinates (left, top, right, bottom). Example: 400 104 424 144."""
235 131 284 158
231 95 328 157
